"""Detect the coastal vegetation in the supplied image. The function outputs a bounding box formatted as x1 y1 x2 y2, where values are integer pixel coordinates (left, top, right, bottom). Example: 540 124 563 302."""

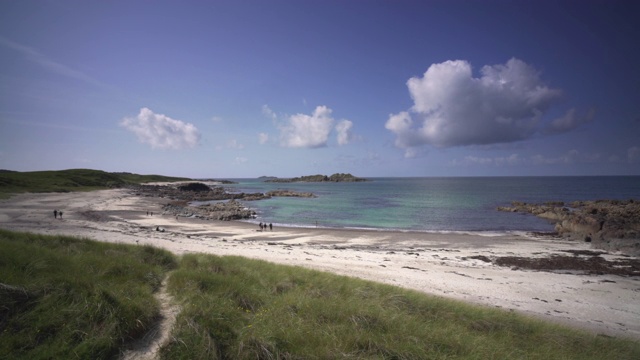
2 229 639 359
0 169 190 198
0 229 177 359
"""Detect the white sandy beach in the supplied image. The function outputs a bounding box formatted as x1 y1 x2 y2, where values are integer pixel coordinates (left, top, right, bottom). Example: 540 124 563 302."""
1 188 638 340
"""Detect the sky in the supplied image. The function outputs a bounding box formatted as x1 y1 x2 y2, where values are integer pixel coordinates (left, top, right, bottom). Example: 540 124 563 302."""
1 0 639 178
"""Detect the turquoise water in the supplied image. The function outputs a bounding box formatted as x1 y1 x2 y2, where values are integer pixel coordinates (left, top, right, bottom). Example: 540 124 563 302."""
220 177 640 233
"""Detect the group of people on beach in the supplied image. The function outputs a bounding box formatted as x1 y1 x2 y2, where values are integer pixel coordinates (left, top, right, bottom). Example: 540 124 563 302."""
259 222 273 231
53 209 63 219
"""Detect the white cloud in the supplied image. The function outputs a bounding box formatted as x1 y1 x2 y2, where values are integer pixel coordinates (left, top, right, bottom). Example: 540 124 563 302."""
258 132 269 145
451 153 521 167
120 107 200 149
234 157 248 164
628 146 640 162
546 108 595 134
228 139 244 149
336 120 353 145
262 104 277 120
386 58 567 152
531 149 580 165
279 106 335 148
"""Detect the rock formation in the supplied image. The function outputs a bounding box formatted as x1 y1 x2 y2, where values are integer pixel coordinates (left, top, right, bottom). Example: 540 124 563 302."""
162 199 256 221
498 200 640 255
132 183 317 221
265 173 367 183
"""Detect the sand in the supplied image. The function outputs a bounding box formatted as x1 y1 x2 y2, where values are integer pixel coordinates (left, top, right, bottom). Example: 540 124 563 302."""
1 188 638 340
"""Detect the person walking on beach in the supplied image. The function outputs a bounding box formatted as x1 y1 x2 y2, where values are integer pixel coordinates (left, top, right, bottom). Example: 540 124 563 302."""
269 223 273 231
59 211 63 219
53 209 58 219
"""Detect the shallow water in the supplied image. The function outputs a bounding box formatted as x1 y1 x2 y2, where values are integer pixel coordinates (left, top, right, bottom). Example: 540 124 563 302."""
218 176 640 233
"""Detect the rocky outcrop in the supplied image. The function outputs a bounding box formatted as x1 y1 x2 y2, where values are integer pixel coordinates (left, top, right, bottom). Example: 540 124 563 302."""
178 182 211 192
265 173 367 183
266 190 315 198
498 200 640 256
137 183 317 221
130 184 269 201
130 184 316 202
162 200 256 221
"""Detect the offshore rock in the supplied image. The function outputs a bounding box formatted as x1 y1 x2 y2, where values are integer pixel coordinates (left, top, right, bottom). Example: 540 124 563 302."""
498 200 640 256
265 173 367 183
266 190 316 198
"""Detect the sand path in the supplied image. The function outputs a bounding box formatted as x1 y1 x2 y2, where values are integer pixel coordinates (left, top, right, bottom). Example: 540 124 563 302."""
120 275 179 360
1 189 639 340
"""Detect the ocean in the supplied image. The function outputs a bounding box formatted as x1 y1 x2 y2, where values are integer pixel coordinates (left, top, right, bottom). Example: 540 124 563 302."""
220 177 640 234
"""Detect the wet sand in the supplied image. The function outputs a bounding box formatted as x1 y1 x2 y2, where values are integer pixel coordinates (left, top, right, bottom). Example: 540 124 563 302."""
1 188 638 339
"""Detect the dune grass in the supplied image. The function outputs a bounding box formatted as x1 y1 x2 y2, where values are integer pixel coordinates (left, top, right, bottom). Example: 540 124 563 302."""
1 229 639 359
0 229 177 359
162 253 640 360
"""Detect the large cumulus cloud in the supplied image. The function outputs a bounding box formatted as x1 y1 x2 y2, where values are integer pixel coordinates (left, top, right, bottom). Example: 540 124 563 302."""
386 58 589 156
278 106 353 148
121 107 201 149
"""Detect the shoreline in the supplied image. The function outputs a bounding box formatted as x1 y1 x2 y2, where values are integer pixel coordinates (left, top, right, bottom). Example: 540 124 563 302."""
1 188 639 339
238 217 555 238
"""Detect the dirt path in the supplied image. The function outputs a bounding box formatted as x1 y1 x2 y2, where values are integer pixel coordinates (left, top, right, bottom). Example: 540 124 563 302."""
120 275 180 360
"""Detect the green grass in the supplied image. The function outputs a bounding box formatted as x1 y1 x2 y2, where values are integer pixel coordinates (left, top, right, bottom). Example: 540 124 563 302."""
2 230 639 359
0 168 190 198
0 229 177 359
163 254 640 360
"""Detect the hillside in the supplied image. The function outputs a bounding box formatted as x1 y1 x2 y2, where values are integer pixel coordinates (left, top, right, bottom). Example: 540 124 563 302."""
0 169 190 196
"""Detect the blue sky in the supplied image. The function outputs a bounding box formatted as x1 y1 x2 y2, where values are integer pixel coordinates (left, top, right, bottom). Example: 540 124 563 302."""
1 0 639 178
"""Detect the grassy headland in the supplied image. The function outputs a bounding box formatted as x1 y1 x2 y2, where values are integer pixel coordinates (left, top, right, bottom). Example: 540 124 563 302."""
0 169 190 198
1 229 638 359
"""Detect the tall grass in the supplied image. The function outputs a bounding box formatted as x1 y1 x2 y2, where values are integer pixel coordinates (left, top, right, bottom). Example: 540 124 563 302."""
162 254 640 359
0 229 177 359
2 230 639 359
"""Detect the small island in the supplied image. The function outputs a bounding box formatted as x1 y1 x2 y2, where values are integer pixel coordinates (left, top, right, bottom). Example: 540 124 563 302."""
265 173 367 183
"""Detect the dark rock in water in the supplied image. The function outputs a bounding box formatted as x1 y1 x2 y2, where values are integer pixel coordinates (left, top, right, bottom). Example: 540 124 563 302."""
266 190 316 198
498 199 640 256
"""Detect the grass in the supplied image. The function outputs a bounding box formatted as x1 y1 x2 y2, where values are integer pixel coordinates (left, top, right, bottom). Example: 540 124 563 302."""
0 168 190 198
1 229 639 359
163 253 640 360
0 229 177 359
